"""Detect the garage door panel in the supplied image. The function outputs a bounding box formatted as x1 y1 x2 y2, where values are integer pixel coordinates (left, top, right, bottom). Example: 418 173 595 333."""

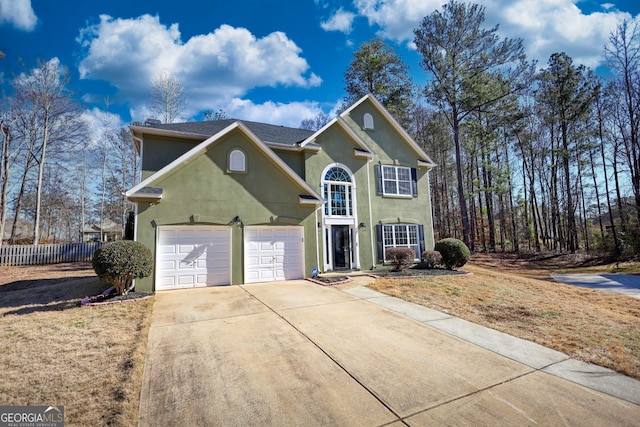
156 226 231 291
244 226 304 284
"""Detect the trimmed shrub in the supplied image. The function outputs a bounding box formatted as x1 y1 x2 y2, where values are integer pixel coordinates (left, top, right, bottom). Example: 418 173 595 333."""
385 247 415 271
420 250 443 269
92 241 153 295
434 238 470 270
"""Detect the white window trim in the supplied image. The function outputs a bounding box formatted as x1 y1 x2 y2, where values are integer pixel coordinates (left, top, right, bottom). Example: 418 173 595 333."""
322 164 356 218
382 165 412 197
382 224 420 261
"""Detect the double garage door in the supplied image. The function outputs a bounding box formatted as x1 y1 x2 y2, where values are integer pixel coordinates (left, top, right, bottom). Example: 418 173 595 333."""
156 225 304 291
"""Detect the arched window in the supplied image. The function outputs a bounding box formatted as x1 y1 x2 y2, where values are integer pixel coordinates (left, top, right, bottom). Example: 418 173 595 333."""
322 166 354 216
228 149 246 172
363 113 374 130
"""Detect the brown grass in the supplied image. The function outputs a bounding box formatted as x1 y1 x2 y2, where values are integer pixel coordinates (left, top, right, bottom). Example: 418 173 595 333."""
369 260 640 380
0 263 153 426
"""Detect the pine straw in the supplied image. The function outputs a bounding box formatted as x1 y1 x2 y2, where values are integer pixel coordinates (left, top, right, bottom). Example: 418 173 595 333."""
369 263 640 380
0 264 153 426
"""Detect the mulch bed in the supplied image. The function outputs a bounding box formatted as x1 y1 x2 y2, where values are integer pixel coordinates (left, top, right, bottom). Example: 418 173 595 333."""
81 286 154 306
371 266 469 278
307 276 352 286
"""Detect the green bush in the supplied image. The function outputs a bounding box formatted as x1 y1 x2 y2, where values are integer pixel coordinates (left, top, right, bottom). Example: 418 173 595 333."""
419 250 442 269
434 238 470 270
385 247 415 271
92 241 153 295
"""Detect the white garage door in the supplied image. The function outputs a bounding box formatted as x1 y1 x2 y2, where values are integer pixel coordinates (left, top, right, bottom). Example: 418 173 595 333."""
244 226 304 284
156 226 231 290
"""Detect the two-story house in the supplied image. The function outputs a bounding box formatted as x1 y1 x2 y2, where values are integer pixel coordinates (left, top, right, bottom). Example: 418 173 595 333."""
125 94 436 292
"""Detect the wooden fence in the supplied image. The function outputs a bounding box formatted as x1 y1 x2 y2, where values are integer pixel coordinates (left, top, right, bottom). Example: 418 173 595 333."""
0 242 105 266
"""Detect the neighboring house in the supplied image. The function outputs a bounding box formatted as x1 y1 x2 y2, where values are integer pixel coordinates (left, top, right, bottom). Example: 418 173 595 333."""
126 95 437 292
1 219 34 244
82 219 123 242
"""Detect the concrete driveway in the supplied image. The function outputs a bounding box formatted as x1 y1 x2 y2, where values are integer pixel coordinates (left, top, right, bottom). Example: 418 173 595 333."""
552 273 640 299
139 280 640 426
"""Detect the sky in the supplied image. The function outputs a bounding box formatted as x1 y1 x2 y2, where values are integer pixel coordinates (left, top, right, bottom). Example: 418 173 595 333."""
1 0 639 131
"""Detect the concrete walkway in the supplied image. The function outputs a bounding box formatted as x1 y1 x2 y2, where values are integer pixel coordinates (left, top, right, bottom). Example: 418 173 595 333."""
552 273 640 299
139 280 640 426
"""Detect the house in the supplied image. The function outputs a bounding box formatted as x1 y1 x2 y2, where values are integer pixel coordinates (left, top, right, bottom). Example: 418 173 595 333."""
82 219 123 242
126 95 437 292
1 218 34 244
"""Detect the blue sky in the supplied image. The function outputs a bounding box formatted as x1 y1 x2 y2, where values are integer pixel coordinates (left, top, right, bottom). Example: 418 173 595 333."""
1 0 639 130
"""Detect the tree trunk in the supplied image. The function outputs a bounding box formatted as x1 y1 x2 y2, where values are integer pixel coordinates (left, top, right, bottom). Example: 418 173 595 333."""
453 114 471 247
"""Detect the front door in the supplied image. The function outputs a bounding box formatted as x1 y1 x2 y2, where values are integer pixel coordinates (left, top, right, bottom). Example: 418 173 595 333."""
332 225 351 269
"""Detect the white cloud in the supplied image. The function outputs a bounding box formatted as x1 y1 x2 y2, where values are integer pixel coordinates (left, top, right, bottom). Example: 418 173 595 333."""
0 0 37 31
321 8 356 33
81 107 126 145
351 0 636 68
224 98 327 128
77 14 322 120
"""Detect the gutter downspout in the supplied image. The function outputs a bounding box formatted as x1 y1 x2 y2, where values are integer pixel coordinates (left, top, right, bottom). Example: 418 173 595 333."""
366 159 375 269
315 206 321 272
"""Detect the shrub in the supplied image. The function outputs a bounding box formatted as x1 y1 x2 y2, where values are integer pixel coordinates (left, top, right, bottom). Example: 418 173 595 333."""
434 238 470 270
420 250 443 269
385 247 415 271
92 241 153 295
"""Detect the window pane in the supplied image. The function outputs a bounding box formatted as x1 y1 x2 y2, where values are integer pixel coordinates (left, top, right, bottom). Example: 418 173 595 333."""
331 184 347 215
398 181 411 194
325 167 351 182
324 184 328 215
408 226 418 244
397 168 411 181
383 166 396 180
383 180 397 194
383 225 394 246
396 227 408 244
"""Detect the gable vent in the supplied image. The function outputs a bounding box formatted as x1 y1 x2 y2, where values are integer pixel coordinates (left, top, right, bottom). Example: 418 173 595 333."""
229 149 246 172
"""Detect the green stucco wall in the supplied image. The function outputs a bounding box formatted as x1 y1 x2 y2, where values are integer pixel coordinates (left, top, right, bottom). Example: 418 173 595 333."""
303 102 435 271
134 129 317 291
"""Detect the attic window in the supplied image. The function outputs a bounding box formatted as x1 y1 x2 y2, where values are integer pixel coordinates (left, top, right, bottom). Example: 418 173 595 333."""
228 149 246 172
363 113 374 130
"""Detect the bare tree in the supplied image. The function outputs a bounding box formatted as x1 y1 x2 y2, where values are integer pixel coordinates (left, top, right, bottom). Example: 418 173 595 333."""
605 20 640 227
300 112 331 131
149 71 186 124
11 58 84 244
203 108 228 121
0 113 17 242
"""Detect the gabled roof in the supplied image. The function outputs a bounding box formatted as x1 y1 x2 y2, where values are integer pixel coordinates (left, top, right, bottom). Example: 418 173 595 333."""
130 119 314 147
339 94 437 168
299 116 375 156
125 121 323 205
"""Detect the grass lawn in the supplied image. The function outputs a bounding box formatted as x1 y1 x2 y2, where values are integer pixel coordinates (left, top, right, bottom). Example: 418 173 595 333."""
369 257 640 380
0 263 153 426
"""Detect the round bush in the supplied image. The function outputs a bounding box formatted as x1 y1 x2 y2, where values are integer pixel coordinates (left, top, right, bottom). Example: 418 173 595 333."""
92 241 153 295
385 247 415 271
434 238 470 270
420 250 443 269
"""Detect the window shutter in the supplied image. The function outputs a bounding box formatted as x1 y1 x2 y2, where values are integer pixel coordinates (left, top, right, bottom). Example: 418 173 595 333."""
411 168 418 197
418 224 425 257
375 164 383 195
376 224 384 263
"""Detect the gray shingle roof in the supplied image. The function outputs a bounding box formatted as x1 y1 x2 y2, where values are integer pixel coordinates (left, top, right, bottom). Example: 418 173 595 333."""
146 119 315 146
